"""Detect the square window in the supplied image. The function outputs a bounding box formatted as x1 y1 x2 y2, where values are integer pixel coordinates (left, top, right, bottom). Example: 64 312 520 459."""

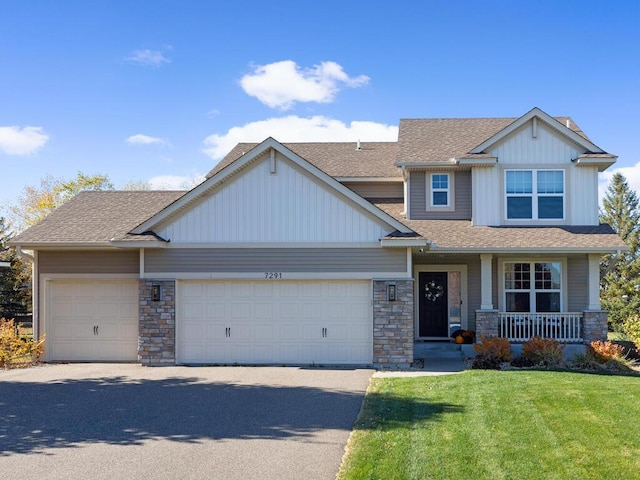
432 174 448 189
538 197 563 219
433 191 448 206
537 171 563 194
506 171 532 194
507 197 532 219
506 292 531 312
535 292 560 312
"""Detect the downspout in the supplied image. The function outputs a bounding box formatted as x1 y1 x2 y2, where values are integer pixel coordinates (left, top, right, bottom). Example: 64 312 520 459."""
602 249 622 276
16 247 38 340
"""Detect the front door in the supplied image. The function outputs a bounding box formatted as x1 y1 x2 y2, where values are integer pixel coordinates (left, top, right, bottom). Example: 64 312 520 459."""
418 272 449 337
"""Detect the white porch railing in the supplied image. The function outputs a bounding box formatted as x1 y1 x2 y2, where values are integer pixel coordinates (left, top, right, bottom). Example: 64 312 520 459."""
499 312 583 343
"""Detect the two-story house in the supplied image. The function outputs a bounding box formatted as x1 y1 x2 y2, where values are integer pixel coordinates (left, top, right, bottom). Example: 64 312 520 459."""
10 107 627 367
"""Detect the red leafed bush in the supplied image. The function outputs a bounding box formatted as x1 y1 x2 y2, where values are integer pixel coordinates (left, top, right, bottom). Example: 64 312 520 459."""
522 337 564 367
588 340 625 361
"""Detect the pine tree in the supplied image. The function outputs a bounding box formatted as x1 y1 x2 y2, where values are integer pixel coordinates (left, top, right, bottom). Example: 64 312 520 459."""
600 173 640 329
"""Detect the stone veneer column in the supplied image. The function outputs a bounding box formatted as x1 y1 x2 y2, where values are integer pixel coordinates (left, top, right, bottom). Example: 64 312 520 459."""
139 280 176 365
373 280 414 369
582 311 608 344
475 310 499 339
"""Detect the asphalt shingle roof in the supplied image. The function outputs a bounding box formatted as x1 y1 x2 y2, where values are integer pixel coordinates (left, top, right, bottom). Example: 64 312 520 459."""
398 116 587 164
207 141 400 179
373 199 627 251
10 191 186 245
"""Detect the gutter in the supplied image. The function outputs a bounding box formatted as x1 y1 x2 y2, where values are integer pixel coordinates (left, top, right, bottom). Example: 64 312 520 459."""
15 246 34 262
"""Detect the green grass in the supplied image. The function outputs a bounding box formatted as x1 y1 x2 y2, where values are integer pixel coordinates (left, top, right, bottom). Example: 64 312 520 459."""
338 370 640 480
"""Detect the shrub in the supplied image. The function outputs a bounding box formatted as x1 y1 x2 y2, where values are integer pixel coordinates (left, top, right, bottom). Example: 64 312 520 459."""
521 337 565 367
474 336 511 362
623 314 640 352
0 318 45 369
588 340 625 361
471 353 502 370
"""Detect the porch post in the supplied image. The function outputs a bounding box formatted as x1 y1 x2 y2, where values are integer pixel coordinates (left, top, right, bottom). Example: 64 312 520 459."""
480 254 494 310
587 254 601 310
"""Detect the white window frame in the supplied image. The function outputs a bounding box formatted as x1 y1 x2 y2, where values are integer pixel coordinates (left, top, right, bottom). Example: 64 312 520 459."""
500 260 565 313
425 172 455 212
504 169 565 221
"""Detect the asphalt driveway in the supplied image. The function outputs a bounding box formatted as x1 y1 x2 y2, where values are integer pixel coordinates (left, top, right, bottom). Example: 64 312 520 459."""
0 364 373 480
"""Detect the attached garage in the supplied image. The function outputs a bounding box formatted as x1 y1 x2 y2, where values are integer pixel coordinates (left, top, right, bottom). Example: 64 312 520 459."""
177 280 373 365
47 280 139 361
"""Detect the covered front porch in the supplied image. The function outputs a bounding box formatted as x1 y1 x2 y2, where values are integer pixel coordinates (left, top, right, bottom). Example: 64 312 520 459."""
412 250 608 347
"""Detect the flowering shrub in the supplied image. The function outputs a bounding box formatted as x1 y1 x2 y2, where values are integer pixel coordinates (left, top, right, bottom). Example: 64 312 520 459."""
0 318 45 369
588 340 625 361
473 336 511 362
522 337 564 367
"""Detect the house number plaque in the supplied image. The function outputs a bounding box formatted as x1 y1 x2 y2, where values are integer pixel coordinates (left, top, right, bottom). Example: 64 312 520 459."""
264 272 283 279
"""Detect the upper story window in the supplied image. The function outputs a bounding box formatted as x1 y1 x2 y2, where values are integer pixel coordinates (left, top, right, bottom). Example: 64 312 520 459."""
504 261 561 312
505 169 564 220
431 174 450 206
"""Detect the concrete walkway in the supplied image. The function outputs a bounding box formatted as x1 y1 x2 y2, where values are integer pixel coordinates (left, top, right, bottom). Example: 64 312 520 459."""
373 357 468 378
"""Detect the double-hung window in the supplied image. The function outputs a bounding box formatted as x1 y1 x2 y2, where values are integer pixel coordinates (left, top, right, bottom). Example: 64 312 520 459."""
431 173 450 207
505 169 564 220
504 262 562 312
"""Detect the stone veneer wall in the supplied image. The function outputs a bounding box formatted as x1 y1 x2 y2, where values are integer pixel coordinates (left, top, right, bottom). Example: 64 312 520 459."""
475 310 499 339
373 280 414 369
582 311 608 344
139 280 176 366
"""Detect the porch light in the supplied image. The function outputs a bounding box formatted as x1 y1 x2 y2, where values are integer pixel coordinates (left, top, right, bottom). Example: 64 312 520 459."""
152 284 162 302
387 284 397 302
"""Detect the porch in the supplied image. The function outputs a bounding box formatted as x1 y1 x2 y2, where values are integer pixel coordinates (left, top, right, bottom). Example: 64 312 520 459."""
499 312 583 342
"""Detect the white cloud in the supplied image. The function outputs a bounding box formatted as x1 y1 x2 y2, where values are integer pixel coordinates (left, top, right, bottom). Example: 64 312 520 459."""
127 49 171 67
202 115 398 160
126 134 169 146
599 163 640 204
0 126 49 155
240 60 370 110
147 174 206 190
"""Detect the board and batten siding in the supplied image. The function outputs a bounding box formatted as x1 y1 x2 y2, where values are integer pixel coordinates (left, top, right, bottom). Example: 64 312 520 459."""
341 181 403 199
488 121 584 165
39 250 139 274
145 248 407 274
409 170 471 220
567 256 589 312
156 153 393 243
473 119 600 226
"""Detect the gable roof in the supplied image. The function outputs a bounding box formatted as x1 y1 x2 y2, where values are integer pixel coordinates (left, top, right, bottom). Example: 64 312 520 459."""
133 137 413 236
397 109 595 165
207 141 399 179
9 191 185 247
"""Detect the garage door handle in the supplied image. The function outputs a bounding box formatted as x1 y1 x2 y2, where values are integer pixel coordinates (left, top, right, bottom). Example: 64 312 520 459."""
322 327 327 338
93 325 97 335
225 327 231 338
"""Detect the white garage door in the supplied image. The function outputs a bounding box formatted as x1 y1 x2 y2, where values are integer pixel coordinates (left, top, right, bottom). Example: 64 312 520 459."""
48 280 139 361
178 280 372 365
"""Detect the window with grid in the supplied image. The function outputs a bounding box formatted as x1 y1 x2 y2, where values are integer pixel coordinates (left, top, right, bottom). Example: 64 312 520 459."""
431 173 449 207
505 170 564 220
504 262 561 312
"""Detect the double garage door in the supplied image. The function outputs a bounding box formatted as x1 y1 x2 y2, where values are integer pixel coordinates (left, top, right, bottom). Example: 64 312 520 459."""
178 280 373 365
47 279 373 365
48 280 139 361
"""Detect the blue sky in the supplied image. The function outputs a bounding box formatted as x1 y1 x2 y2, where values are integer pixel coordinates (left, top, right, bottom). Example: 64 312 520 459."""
1 0 639 219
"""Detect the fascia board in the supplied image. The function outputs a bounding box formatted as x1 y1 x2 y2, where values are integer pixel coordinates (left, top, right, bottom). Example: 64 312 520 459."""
6 241 115 249
425 246 629 254
470 107 603 154
334 177 403 182
108 241 169 248
395 160 457 168
573 157 618 172
457 158 498 166
380 239 430 247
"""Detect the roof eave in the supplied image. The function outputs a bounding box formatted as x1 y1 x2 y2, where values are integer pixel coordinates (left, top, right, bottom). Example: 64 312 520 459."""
420 246 629 254
573 156 618 172
380 238 430 247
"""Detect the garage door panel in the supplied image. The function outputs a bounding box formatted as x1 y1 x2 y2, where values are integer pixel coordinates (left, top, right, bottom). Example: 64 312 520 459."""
179 280 372 365
49 280 139 362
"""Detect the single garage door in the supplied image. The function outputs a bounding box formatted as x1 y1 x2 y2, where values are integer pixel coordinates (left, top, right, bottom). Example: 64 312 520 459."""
178 280 372 365
48 280 139 361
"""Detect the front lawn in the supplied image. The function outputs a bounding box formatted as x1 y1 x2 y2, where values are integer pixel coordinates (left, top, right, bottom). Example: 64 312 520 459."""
338 370 640 480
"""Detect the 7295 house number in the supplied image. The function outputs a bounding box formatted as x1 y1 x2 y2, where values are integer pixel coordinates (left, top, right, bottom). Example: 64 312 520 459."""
264 272 283 279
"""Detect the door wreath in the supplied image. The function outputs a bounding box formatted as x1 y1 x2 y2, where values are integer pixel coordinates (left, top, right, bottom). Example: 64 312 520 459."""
424 280 444 302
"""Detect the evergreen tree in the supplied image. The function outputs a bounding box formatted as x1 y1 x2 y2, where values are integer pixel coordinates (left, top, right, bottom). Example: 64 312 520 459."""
0 218 30 319
600 173 640 329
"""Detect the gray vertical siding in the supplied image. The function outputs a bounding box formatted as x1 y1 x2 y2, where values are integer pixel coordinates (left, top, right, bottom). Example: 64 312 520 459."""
567 256 589 311
145 248 407 273
409 170 472 219
342 181 403 199
39 250 140 274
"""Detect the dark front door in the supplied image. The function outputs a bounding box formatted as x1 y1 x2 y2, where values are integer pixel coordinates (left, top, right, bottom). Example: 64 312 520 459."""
419 272 449 337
